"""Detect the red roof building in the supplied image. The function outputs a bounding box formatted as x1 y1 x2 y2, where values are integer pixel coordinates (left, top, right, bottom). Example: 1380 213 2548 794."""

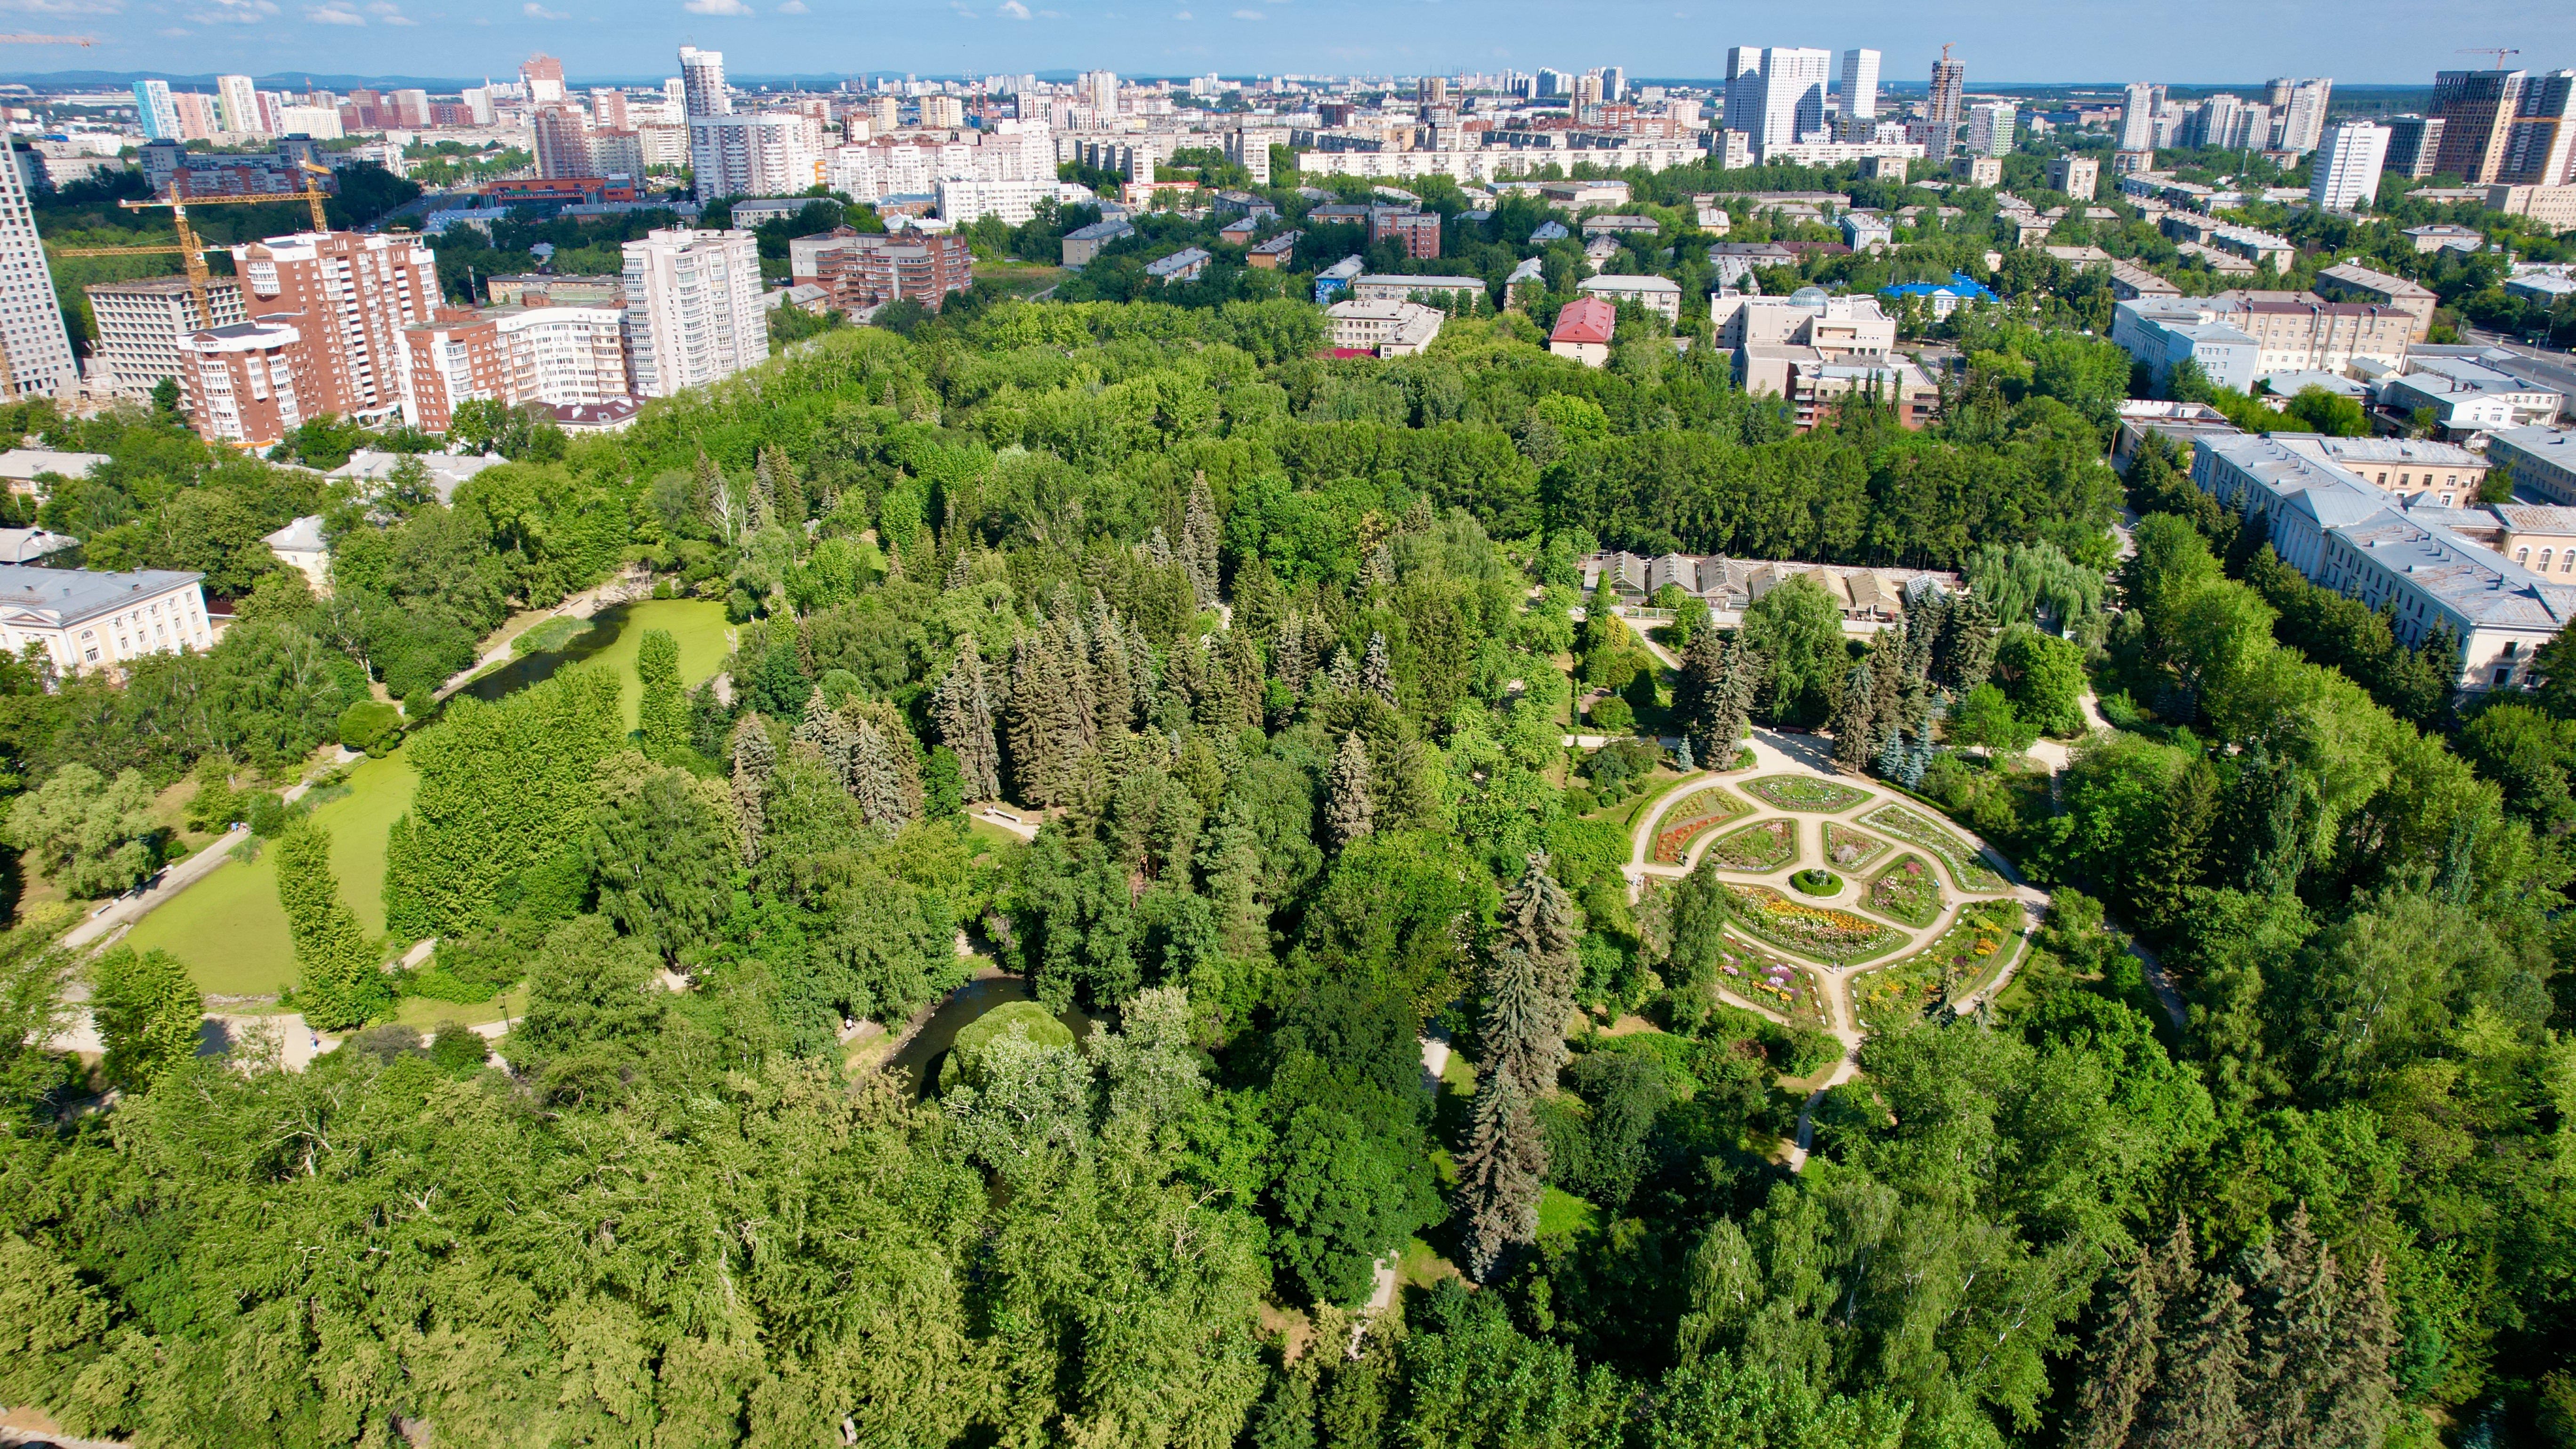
1549 295 1617 366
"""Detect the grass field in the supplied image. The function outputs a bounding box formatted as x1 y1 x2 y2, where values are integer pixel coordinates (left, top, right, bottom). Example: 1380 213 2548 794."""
122 752 419 997
123 600 734 1000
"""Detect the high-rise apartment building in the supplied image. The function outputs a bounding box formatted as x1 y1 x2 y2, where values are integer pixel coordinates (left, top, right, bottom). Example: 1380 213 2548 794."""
400 300 631 434
2384 115 2445 178
222 230 437 427
1926 48 1965 157
532 106 593 180
1838 49 1880 141
1082 69 1119 116
2265 78 2333 153
216 75 262 136
2119 82 2158 153
620 229 766 398
679 47 731 119
85 276 250 401
689 112 822 200
2309 121 2390 210
133 80 179 142
592 87 629 131
921 94 966 129
869 96 900 134
0 139 75 401
171 92 218 142
2432 69 2526 183
521 54 567 105
1964 100 2016 157
2500 70 2576 187
1723 46 1830 158
1602 66 1626 102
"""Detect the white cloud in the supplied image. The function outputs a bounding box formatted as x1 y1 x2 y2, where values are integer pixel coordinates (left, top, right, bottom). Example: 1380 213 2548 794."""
523 1 566 14
307 4 365 21
996 0 1028 13
682 0 753 12
0 0 123 15
192 0 279 21
1230 6 1259 15
776 0 808 9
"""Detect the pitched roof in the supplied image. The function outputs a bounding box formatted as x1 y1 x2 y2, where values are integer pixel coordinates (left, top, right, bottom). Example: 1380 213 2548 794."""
1551 296 1617 346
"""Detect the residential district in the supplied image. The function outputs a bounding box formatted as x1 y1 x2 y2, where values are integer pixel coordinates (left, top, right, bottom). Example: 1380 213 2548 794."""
3 26 2576 1449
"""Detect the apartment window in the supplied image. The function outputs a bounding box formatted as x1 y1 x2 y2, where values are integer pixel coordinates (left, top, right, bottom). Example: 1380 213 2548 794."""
2517 548 2531 565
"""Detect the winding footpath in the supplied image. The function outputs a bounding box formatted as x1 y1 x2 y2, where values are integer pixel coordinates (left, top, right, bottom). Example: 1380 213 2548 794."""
1618 728 2049 1171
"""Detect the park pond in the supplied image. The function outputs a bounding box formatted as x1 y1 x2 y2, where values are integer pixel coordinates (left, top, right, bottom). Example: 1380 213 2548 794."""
881 974 1104 1098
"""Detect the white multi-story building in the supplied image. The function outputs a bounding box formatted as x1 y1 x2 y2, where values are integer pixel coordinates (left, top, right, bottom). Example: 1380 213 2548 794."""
84 275 250 402
0 139 77 402
2120 82 2159 153
691 113 822 201
216 75 262 136
1724 46 1830 157
679 47 730 118
620 230 765 399
1963 101 2017 157
0 565 214 676
2267 77 2334 153
2309 121 2390 211
1838 49 1880 141
133 80 179 142
935 177 1060 227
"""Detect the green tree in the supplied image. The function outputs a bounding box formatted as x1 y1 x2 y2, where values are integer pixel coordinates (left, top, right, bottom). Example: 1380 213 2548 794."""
7 764 160 899
1993 623 2087 736
1946 682 2037 758
274 816 388 1030
1327 731 1374 852
512 913 668 1103
1737 574 1847 727
587 756 735 967
636 628 688 760
88 945 201 1090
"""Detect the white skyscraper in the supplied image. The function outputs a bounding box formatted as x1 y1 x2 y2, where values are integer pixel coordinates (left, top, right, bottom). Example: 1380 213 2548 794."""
2120 82 2158 152
1839 49 1881 141
1964 100 2018 157
2267 77 2334 154
2308 121 2390 210
0 138 78 401
689 112 821 201
621 229 767 398
1082 69 1119 116
678 47 731 119
215 75 262 136
1723 46 1831 158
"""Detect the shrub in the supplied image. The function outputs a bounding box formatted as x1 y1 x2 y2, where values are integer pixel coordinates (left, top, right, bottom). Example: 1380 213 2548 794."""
1588 695 1635 731
338 699 404 755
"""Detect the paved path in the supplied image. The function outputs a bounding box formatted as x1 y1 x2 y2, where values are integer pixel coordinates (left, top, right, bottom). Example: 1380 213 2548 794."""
972 803 1041 840
1609 727 2042 1171
61 825 250 950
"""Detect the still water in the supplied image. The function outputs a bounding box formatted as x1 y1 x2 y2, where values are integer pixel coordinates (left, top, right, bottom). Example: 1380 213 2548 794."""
458 602 640 702
882 975 1101 1098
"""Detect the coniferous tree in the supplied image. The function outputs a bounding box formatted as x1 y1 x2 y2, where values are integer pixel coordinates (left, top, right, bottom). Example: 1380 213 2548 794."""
764 444 805 530
1326 645 1359 696
1362 632 1396 709
1091 602 1134 741
1940 592 2002 691
275 816 386 1030
1125 618 1157 729
943 548 971 591
2316 1251 2399 1449
636 628 688 761
792 690 857 785
935 635 1002 802
2064 1229 2178 1449
1674 626 1726 762
1006 632 1053 805
1275 608 1310 694
845 699 924 822
730 715 775 865
847 712 910 832
1714 637 1763 761
1054 614 1101 756
751 449 780 532
2136 1221 2251 1449
89 946 204 1091
1458 942 1550 1282
1830 659 1882 773
1327 731 1374 852
1499 853 1580 1018
2244 1203 2335 1449
1181 472 1222 608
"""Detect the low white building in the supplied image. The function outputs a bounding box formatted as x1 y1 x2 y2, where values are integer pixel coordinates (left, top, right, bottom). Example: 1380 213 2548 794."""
0 448 111 502
262 515 330 595
1578 274 1683 322
1326 299 1443 357
0 564 214 675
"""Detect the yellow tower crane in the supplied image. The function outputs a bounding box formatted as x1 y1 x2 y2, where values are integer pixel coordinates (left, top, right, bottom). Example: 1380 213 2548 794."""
50 161 336 330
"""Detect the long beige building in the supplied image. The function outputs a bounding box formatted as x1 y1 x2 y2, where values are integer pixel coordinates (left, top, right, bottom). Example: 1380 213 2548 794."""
85 276 250 402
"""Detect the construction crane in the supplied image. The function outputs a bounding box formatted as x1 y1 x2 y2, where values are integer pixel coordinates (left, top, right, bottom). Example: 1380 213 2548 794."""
2456 48 2523 70
80 162 336 330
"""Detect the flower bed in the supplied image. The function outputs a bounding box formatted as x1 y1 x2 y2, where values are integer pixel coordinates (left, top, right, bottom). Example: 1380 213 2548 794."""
1704 819 1796 872
1650 786 1751 864
1849 899 2023 1031
1711 941 1829 1027
1822 822 1891 871
1789 868 1841 897
1862 854 1943 927
1743 774 1873 813
1858 804 2010 893
1723 884 1908 964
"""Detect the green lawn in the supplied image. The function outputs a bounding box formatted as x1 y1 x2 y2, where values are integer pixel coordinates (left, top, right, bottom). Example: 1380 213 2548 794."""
123 752 419 997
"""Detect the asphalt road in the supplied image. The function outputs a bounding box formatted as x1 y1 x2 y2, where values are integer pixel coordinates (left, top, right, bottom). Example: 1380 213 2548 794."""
2462 329 2576 409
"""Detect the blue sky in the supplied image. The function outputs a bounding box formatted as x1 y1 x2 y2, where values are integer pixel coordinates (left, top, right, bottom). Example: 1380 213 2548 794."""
11 0 2573 86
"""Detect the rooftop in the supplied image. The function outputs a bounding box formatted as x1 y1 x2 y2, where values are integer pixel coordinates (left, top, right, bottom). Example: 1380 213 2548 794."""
1551 295 1617 346
2317 261 2435 298
0 448 110 481
0 529 77 564
0 564 202 627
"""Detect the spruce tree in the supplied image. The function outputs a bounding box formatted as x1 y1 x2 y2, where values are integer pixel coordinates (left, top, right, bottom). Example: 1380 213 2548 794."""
1941 593 2002 691
846 713 910 832
1714 637 1762 761
792 690 857 786
1500 853 1580 1019
730 715 775 865
1125 619 1157 729
636 628 688 762
2064 1232 2175 1449
1090 603 1134 741
1276 608 1310 694
1005 632 1053 806
1830 659 1882 773
1674 625 1726 763
1325 645 1359 696
934 635 1002 803
751 448 779 531
1181 472 1222 608
845 699 925 823
764 444 805 531
1327 731 1375 852
943 548 971 591
2315 1252 2399 1449
2137 1220 2251 1449
2244 1203 2336 1449
1362 631 1397 709
1457 942 1551 1282
275 817 387 1030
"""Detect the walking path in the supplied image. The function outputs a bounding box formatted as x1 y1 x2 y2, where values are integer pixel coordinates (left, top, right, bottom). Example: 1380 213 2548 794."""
1617 727 2046 1171
60 825 251 950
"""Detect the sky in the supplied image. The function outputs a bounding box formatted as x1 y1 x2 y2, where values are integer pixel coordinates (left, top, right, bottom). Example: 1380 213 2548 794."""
5 0 2572 87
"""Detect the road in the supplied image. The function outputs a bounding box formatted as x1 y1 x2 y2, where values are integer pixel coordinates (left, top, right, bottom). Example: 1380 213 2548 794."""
60 825 249 950
2461 330 2576 406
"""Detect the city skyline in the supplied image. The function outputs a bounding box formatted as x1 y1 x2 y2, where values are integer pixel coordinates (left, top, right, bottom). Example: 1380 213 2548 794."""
8 0 2573 89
